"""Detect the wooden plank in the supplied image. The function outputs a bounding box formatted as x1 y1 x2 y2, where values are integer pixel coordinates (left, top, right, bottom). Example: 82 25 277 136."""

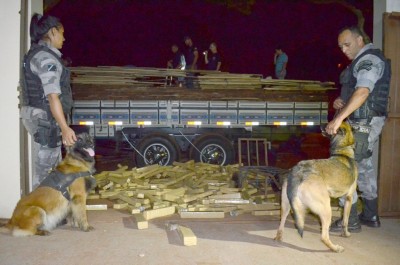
113 203 128 209
179 211 225 219
143 206 176 220
177 225 197 246
252 209 281 216
134 214 148 229
86 204 108 210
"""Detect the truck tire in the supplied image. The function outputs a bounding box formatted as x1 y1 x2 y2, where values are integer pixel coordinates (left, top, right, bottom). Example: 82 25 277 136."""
135 135 179 167
189 135 235 165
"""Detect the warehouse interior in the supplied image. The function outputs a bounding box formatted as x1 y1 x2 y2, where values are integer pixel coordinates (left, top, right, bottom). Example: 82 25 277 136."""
0 1 399 264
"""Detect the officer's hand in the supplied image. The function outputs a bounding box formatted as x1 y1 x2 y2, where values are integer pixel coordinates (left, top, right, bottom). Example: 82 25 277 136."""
325 119 341 135
333 98 345 110
61 126 77 146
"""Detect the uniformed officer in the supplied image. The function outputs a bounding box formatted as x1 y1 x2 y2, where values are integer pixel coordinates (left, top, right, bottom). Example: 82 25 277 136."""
20 13 77 189
326 26 391 232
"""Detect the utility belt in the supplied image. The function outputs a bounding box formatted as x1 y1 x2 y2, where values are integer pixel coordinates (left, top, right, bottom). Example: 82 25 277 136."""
349 120 373 162
34 117 62 148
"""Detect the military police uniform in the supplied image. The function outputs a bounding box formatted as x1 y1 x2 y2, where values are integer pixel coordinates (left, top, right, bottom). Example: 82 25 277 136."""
20 40 73 189
339 43 391 225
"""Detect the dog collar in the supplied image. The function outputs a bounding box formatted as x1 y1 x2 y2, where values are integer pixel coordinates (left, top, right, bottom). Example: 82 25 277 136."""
38 170 93 200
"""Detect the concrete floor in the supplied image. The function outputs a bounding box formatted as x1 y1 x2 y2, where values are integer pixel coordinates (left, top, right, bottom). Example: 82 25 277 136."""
1 209 399 265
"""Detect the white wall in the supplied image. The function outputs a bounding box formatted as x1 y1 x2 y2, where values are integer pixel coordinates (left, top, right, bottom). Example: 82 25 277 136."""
374 0 400 48
0 1 22 218
387 0 400 12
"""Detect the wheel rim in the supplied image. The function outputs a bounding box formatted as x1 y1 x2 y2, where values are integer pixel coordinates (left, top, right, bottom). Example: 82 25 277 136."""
199 144 226 165
143 143 171 165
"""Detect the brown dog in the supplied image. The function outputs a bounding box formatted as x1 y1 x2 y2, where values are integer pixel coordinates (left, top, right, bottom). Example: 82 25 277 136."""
274 122 357 252
7 132 96 236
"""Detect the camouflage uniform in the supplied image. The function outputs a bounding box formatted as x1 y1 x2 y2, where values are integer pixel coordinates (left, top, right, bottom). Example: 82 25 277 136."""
345 116 385 204
338 43 390 208
21 107 61 188
20 41 66 189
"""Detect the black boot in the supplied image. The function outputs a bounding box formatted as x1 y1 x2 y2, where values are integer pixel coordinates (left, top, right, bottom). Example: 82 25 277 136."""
330 203 361 233
359 198 381 228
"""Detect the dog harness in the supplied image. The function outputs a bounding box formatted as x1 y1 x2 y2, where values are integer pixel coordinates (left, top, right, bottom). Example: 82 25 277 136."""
38 170 94 200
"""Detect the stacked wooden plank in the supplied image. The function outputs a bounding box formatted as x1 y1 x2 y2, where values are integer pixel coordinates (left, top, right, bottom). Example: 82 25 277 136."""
262 78 336 91
88 161 281 225
197 73 263 90
70 66 335 91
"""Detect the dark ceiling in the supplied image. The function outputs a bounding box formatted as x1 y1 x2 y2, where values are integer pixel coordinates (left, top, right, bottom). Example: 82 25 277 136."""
44 0 373 84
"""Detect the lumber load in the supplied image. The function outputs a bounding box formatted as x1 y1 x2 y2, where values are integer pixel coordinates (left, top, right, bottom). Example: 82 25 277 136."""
88 161 282 220
70 66 335 92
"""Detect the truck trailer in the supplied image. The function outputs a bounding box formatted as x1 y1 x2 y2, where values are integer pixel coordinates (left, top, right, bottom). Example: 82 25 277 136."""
70 66 335 167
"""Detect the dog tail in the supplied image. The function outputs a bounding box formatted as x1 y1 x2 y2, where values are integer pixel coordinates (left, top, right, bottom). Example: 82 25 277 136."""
287 170 305 237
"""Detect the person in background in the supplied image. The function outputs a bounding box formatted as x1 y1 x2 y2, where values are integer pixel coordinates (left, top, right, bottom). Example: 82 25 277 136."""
183 36 198 70
204 42 221 71
326 26 391 233
20 13 76 189
183 36 199 89
167 44 185 70
167 44 185 86
274 46 288 79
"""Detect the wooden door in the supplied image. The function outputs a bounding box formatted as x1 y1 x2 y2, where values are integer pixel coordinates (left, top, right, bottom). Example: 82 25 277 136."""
379 12 400 217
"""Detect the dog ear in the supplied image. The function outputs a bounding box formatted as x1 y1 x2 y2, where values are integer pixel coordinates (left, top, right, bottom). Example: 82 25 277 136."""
71 125 90 135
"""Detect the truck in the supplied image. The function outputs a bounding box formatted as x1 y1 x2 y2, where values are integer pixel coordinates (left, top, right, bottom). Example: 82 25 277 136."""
70 66 335 167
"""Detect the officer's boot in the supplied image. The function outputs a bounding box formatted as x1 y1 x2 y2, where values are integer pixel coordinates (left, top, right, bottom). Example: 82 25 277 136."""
330 203 361 233
359 198 381 228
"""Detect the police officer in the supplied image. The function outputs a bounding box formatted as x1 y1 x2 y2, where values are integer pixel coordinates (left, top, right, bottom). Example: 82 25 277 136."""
326 26 391 232
20 14 76 189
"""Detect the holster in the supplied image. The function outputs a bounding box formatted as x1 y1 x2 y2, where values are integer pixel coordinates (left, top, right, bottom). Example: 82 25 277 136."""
34 118 61 148
352 124 372 162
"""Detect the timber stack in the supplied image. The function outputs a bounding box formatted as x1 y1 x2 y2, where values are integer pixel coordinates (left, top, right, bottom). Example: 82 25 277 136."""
70 66 336 101
87 161 283 225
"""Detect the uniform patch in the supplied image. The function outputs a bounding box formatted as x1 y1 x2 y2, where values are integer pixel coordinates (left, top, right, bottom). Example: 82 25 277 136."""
356 60 373 72
47 64 57 72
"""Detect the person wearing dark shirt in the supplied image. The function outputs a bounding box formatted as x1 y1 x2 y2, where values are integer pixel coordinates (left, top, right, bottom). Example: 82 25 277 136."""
183 36 198 70
183 36 198 89
204 42 221 71
167 44 185 69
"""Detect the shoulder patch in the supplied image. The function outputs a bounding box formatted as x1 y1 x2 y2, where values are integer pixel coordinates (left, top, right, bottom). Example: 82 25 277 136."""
356 60 373 72
47 64 57 72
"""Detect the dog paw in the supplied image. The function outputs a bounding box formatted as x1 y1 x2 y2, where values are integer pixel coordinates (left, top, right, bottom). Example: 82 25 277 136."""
36 230 51 236
274 231 283 242
342 231 351 238
274 236 282 242
81 225 94 232
333 245 345 253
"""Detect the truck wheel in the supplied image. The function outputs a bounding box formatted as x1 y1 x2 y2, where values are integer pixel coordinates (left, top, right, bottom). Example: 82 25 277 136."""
135 136 179 167
190 135 235 165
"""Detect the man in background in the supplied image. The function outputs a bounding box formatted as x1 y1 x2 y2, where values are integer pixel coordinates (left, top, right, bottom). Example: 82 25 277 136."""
274 47 288 79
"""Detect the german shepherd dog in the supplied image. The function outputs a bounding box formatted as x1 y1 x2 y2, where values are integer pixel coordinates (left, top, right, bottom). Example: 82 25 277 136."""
7 132 96 236
274 122 357 252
